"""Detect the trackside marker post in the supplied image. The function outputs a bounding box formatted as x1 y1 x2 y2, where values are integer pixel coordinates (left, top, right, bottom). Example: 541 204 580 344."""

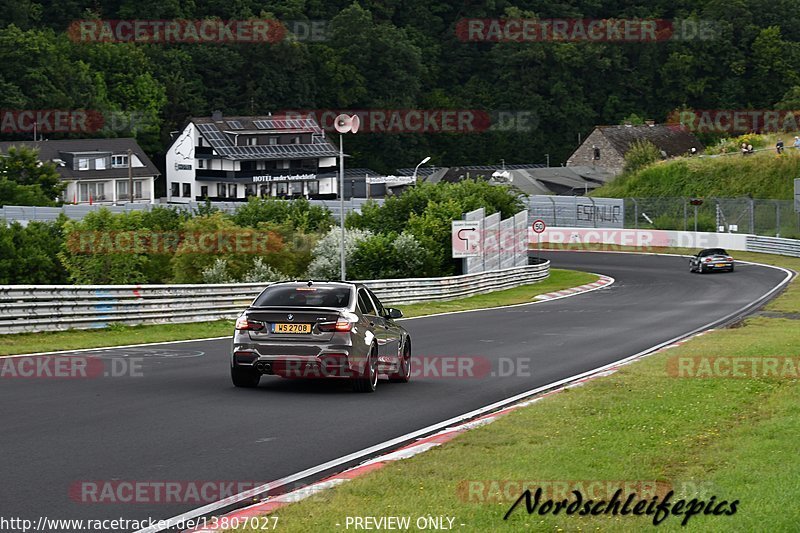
532 219 546 262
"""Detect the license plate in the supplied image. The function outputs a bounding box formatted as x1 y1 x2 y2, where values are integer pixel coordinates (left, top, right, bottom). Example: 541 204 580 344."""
272 323 311 334
715 263 729 267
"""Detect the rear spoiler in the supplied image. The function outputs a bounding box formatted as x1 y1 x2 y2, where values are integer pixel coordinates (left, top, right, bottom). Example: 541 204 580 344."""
246 306 346 312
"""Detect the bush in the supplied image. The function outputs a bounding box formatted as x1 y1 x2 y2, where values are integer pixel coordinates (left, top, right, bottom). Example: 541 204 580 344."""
306 227 373 280
623 140 662 173
0 219 69 284
348 231 432 280
242 257 285 283
170 212 283 283
232 197 333 232
201 257 286 284
58 207 190 284
58 209 154 284
201 258 235 284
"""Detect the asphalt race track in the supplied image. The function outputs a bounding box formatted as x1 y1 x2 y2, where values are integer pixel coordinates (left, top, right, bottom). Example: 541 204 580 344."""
0 252 790 531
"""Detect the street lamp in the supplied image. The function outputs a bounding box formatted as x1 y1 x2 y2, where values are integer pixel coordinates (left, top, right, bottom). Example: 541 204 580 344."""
412 156 431 181
334 114 361 281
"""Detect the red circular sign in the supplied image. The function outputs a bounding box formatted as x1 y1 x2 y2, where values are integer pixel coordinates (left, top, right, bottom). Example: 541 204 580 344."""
532 219 546 234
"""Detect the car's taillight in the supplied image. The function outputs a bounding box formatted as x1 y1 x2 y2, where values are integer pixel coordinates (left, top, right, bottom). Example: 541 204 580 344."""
726 257 733 261
318 312 357 333
319 320 352 332
704 258 712 262
235 315 264 331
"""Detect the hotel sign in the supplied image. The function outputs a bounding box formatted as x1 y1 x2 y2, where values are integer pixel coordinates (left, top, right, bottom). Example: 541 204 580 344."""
365 175 415 185
252 173 316 183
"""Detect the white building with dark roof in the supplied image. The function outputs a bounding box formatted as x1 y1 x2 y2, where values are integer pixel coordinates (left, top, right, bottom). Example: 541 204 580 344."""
0 137 159 204
166 113 341 202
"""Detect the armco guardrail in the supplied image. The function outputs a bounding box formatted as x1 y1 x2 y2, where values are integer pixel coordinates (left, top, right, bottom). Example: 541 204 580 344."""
746 235 800 257
0 263 549 334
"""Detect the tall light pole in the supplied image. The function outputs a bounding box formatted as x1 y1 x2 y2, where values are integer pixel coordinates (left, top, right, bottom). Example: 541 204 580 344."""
412 156 431 181
334 114 360 281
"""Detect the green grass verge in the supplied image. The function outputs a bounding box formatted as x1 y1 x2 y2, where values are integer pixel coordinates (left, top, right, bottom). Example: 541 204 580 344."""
228 249 800 533
592 140 800 200
399 269 597 318
0 269 596 356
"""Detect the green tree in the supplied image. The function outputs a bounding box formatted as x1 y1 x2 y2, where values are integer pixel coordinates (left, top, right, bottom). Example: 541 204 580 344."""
0 219 68 284
0 145 64 206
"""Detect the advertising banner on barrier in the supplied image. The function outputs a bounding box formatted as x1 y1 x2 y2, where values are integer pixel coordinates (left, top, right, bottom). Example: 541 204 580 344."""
537 227 750 251
527 196 624 228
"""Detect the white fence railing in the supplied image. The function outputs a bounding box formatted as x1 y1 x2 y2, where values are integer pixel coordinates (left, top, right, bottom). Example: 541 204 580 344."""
0 263 549 334
0 198 383 225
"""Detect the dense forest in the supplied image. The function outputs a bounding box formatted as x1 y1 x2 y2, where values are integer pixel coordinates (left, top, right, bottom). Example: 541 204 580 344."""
2 0 800 178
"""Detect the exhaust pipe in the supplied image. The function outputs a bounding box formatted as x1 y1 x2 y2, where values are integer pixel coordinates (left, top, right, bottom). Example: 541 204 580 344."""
255 361 272 374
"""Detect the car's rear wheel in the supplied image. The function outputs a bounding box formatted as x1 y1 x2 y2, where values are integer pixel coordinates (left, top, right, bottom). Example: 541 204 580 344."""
389 341 412 383
231 366 260 388
353 347 378 393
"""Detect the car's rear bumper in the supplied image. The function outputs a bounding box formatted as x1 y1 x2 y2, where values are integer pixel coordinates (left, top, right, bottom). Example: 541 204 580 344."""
232 347 367 379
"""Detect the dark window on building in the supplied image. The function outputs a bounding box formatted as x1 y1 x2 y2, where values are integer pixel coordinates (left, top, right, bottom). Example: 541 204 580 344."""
290 159 302 169
275 182 288 196
201 186 208 198
307 180 319 195
198 159 204 169
228 184 237 198
259 184 269 196
171 182 179 197
217 183 226 198
182 183 191 197
593 146 601 160
264 160 278 169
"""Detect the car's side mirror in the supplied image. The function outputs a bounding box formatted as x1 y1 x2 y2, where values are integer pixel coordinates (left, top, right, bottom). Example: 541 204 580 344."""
386 308 403 319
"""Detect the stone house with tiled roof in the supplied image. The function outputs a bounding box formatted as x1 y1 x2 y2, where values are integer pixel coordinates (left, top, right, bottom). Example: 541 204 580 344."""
567 123 703 176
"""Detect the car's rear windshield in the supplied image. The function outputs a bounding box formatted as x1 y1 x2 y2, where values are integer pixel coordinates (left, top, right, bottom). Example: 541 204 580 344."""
701 248 728 256
253 285 352 308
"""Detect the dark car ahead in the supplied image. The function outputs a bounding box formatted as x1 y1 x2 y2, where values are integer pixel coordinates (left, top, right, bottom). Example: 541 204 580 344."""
231 281 411 392
689 248 735 273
